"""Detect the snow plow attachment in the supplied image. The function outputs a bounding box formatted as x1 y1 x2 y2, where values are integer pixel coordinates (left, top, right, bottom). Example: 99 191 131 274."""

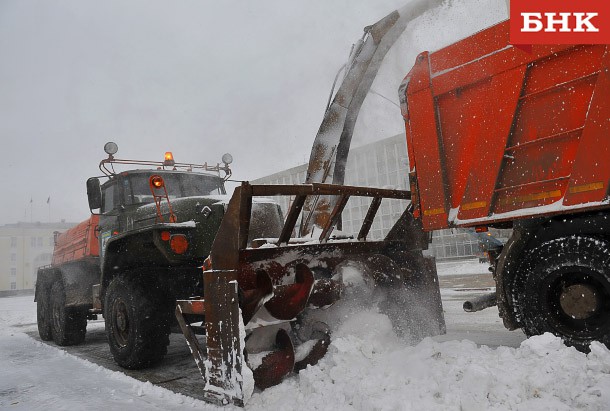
176 182 445 406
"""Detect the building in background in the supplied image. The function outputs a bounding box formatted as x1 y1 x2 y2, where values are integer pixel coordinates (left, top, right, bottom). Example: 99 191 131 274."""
0 221 75 292
254 134 508 260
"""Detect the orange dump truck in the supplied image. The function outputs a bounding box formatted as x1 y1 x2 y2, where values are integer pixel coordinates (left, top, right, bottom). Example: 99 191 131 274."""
36 215 100 344
400 20 610 350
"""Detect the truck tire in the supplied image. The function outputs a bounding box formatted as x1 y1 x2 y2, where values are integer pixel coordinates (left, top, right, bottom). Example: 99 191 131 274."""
104 275 171 369
36 283 53 341
50 281 87 346
515 236 610 351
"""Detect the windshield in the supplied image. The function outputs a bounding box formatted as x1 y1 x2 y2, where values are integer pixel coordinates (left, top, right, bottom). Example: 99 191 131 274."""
122 172 225 205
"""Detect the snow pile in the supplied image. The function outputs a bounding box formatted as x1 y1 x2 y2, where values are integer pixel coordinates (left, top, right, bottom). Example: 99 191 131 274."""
0 266 604 411
3 294 610 410
251 307 610 410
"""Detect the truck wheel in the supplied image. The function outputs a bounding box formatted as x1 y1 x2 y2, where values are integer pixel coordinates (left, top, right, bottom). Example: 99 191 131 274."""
104 275 171 369
36 283 53 341
50 281 87 346
516 236 610 351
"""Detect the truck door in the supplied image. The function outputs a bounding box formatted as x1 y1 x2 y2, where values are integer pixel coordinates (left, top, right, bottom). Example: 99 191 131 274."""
99 178 120 259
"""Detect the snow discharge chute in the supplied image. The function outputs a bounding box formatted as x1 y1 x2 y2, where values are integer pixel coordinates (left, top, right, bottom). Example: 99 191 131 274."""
301 0 447 236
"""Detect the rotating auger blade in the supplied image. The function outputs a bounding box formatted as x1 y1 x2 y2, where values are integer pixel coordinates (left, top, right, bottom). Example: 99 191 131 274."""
264 264 315 320
241 270 274 324
251 328 295 390
294 330 331 372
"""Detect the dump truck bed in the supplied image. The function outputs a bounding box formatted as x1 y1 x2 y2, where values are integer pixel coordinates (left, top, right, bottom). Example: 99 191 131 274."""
52 215 99 265
401 20 610 231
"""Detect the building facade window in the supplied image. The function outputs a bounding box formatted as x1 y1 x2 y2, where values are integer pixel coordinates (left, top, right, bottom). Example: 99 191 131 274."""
10 282 17 290
37 237 43 247
31 237 36 247
10 253 16 263
10 237 17 247
11 268 16 277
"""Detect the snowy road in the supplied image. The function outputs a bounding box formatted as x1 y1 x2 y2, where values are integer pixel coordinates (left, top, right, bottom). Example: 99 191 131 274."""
2 260 610 410
435 259 526 349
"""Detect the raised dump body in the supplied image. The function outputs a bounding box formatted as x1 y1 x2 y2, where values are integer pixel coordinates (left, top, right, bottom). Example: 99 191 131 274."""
400 20 610 231
52 215 99 265
400 20 610 353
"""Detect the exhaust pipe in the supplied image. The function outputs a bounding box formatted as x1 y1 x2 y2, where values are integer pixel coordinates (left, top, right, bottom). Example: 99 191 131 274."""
463 292 497 312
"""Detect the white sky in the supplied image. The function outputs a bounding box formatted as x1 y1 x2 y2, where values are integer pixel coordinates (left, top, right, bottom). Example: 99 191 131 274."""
0 0 506 225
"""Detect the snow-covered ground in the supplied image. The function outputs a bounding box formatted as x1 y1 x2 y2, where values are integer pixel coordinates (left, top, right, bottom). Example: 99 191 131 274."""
3 261 610 410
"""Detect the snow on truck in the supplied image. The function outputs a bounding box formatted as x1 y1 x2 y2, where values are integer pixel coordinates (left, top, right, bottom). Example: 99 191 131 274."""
35 143 284 369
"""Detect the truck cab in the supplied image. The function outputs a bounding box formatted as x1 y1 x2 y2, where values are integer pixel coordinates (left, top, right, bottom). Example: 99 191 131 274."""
96 169 226 261
86 147 240 294
37 142 283 371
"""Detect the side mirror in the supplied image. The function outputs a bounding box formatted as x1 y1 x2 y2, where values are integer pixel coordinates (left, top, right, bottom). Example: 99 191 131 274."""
86 177 102 212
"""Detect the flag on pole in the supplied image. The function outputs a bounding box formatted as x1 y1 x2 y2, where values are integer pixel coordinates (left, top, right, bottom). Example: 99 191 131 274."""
47 196 50 204
30 197 33 204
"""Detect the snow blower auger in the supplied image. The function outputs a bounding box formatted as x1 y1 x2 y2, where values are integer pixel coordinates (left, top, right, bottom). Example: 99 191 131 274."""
175 181 445 406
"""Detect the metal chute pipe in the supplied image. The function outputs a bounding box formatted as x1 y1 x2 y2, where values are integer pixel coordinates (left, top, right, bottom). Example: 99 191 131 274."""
463 292 497 312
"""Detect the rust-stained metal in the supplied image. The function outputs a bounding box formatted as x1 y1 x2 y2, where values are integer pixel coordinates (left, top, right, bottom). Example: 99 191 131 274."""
175 304 208 385
251 329 295 390
173 0 498 401
308 278 343 308
176 299 206 316
278 194 306 245
358 197 382 241
294 332 331 372
240 270 273 324
250 183 410 199
175 270 247 407
263 263 315 320
202 271 245 406
319 194 349 242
